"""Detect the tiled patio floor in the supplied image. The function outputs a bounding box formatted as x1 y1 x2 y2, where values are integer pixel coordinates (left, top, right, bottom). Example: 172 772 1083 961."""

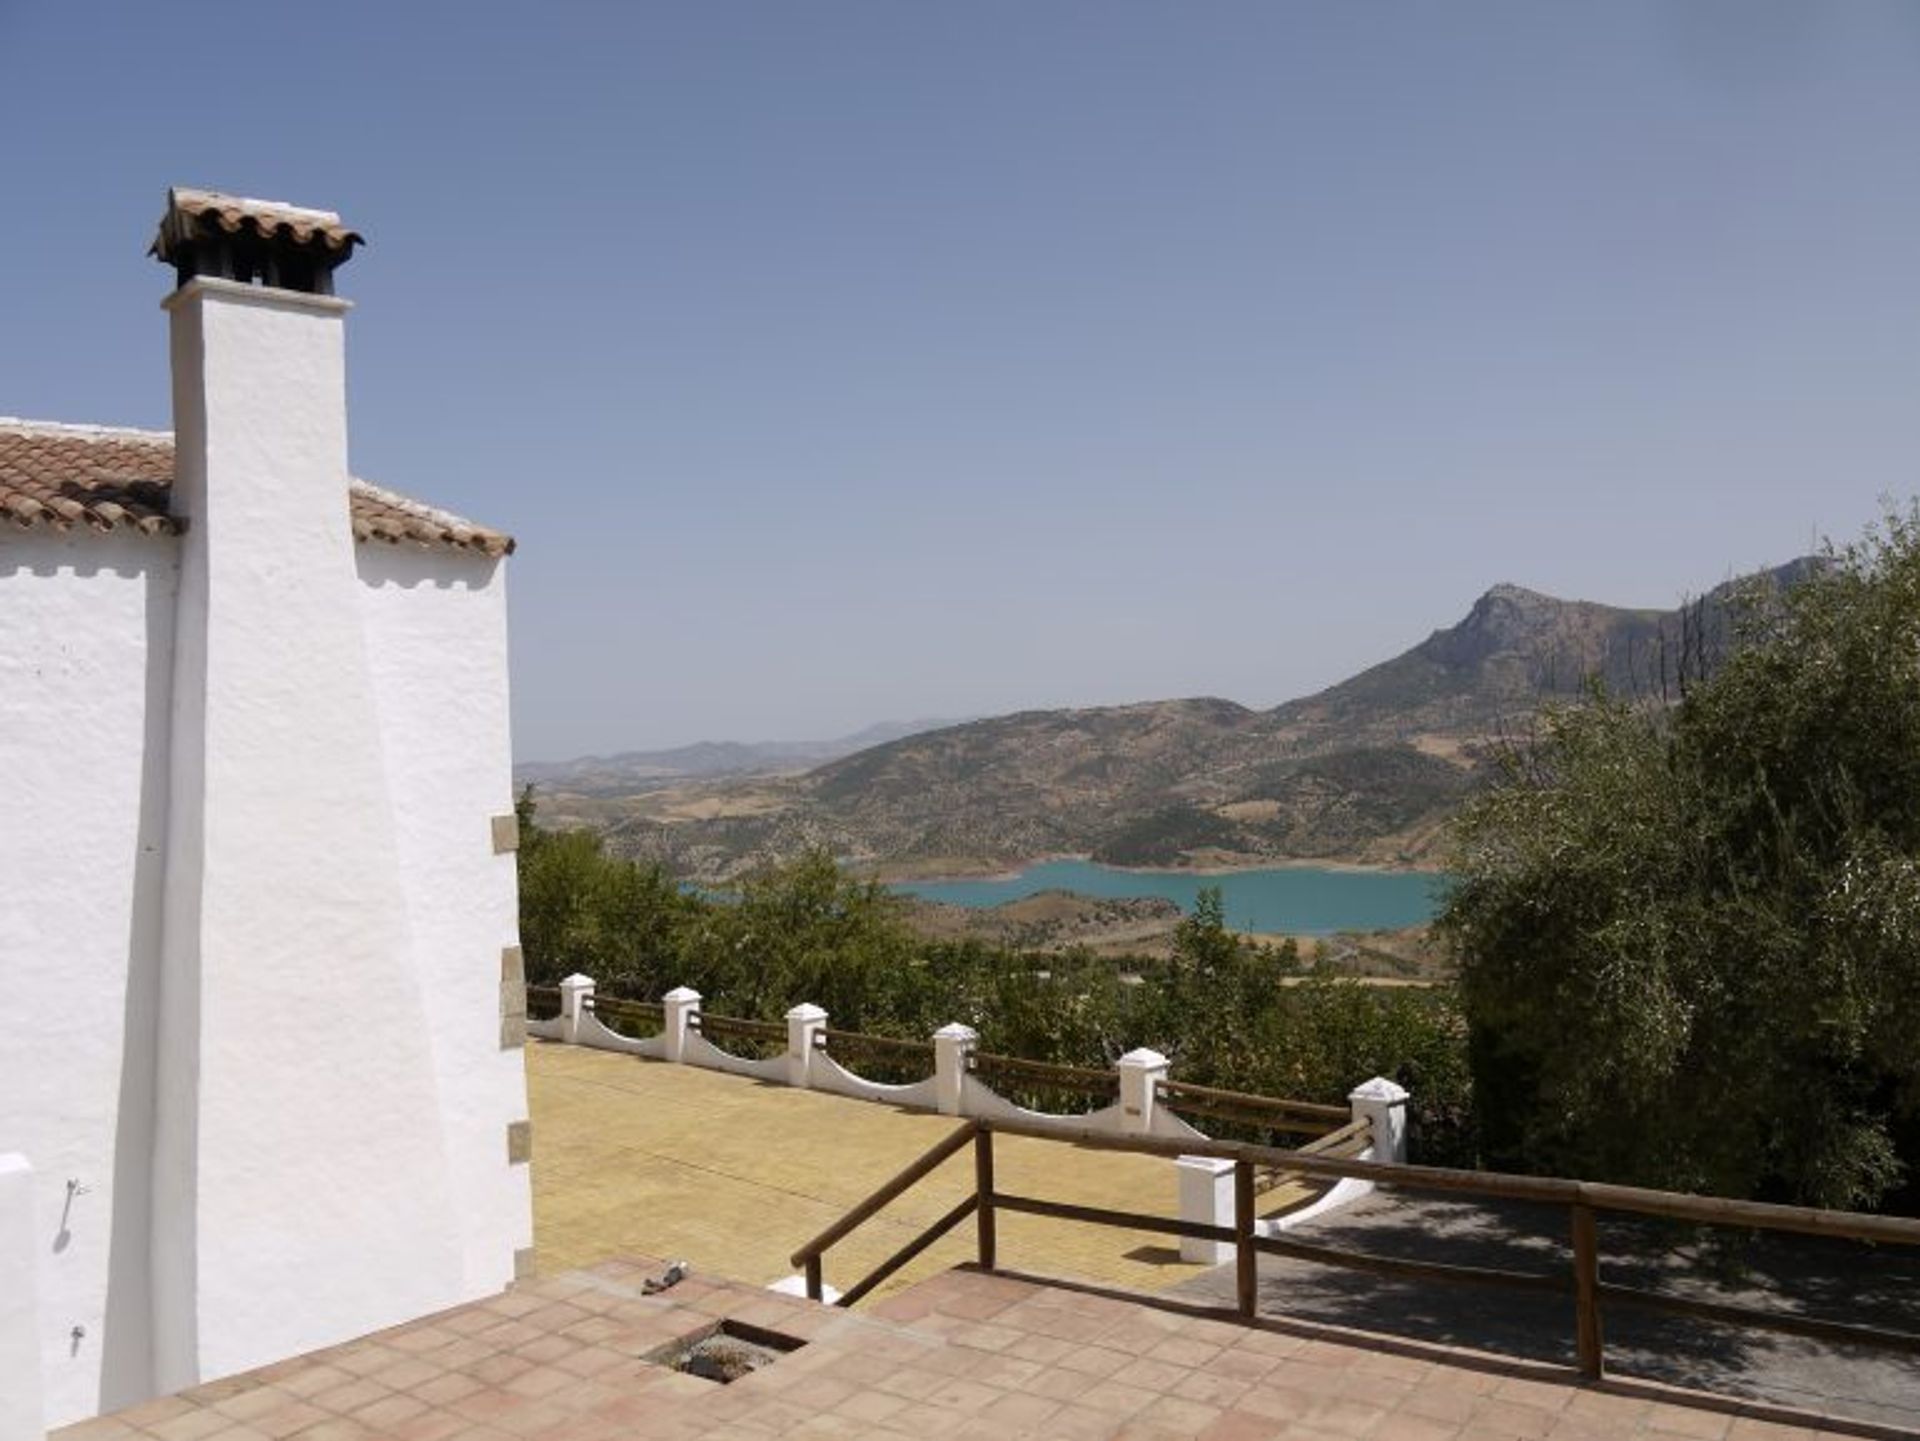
526 1040 1315 1301
57 1257 1865 1440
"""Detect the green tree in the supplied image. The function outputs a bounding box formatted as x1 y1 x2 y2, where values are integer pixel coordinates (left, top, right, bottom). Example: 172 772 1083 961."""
1443 510 1920 1208
515 787 689 992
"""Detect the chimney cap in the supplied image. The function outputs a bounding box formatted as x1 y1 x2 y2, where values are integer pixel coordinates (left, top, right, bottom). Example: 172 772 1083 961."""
152 187 364 294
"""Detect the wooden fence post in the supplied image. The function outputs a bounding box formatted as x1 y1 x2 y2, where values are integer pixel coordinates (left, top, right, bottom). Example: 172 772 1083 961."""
975 1125 997 1272
1234 1158 1257 1319
1572 1202 1603 1379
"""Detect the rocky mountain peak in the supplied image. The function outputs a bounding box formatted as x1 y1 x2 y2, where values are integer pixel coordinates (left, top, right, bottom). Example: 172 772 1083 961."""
1423 582 1582 670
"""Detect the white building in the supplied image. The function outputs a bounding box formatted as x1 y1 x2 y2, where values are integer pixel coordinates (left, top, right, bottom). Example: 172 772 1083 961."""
0 189 533 1433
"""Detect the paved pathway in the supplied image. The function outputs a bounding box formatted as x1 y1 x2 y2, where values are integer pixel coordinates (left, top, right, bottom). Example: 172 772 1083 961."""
58 1258 1865 1440
1173 1190 1920 1434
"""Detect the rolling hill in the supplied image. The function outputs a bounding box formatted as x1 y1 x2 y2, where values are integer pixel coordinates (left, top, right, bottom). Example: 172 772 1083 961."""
535 562 1814 881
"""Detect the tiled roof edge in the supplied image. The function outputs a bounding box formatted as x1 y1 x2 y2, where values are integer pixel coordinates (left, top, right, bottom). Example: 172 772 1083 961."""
0 419 514 556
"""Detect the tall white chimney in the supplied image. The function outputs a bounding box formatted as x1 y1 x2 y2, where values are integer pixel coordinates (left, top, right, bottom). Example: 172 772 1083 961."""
149 190 468 1390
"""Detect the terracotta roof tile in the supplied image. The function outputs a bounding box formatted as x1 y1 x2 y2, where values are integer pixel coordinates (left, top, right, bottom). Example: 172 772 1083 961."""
152 188 363 264
0 419 513 556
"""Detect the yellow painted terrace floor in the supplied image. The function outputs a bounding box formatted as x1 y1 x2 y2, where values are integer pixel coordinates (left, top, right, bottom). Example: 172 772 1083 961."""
526 1040 1309 1302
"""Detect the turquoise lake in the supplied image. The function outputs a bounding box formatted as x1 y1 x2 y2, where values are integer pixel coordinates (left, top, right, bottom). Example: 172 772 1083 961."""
892 859 1448 936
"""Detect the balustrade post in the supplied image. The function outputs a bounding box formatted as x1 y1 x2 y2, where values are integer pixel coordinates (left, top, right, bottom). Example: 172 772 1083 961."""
1177 1156 1237 1264
1115 1048 1170 1136
933 1023 978 1116
1347 1076 1410 1163
663 987 702 1063
786 1003 827 1089
558 973 595 1044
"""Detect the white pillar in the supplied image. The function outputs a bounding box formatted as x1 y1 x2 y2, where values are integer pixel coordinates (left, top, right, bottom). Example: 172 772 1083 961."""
1348 1076 1410 1164
1176 1156 1237 1264
933 1023 978 1116
558 974 595 1043
1115 1048 1169 1135
663 988 701 1063
0 1155 43 1441
786 1004 827 1089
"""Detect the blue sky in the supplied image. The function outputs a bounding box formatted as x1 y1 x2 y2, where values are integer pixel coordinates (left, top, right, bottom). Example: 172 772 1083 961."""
4 3 1919 761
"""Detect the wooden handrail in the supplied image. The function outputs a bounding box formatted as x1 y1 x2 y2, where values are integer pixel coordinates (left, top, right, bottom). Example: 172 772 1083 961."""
1157 1079 1349 1124
589 997 664 1018
692 1012 787 1042
1254 1230 1570 1295
816 1028 935 1060
1298 1116 1372 1155
970 1051 1118 1097
791 1121 978 1271
781 1107 1920 1391
837 1195 980 1308
1597 1281 1920 1355
977 1116 1920 1244
991 1193 1233 1244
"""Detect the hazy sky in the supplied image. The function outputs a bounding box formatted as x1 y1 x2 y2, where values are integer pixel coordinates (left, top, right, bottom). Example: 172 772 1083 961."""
5 3 1919 760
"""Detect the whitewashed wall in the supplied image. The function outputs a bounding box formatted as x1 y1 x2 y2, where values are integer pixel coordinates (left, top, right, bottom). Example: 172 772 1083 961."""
0 512 528 1426
0 531 176 1424
357 542 531 1296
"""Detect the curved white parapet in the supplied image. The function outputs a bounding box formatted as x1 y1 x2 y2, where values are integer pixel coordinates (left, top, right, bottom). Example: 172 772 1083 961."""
1259 1144 1376 1235
1148 1105 1211 1143
682 1031 788 1083
960 1076 1128 1135
807 1052 941 1111
575 1010 667 1060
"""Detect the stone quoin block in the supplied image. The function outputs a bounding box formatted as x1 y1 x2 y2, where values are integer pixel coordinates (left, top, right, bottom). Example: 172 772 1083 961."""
499 945 527 1050
506 1120 533 1166
491 813 519 854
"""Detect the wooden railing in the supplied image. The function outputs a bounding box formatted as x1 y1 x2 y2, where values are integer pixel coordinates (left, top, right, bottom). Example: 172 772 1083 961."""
586 996 663 1036
792 1122 983 1308
1157 1078 1349 1138
814 1028 936 1084
691 1010 788 1057
789 1116 1920 1382
968 1051 1119 1107
1255 1114 1372 1194
526 984 561 1021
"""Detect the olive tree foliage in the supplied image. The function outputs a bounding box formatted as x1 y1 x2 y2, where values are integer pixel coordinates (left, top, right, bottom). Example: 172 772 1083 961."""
1442 510 1920 1208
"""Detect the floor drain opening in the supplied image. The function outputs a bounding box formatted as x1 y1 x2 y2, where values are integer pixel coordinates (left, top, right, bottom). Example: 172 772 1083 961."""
649 1319 806 1384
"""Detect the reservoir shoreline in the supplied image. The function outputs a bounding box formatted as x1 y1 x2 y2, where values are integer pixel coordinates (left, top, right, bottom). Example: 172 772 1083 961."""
889 857 1449 938
872 852 1444 886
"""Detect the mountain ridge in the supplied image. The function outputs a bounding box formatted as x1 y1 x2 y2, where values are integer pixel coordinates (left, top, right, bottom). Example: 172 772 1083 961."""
515 717 969 792
542 561 1817 881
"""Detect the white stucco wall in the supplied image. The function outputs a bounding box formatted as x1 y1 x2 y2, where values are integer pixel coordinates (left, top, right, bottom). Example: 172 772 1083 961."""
0 530 176 1424
0 1155 44 1441
357 542 531 1295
